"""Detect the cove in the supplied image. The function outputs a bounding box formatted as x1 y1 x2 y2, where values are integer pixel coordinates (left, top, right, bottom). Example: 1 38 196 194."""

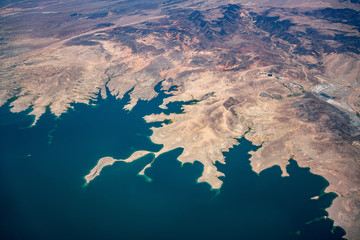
0 84 346 240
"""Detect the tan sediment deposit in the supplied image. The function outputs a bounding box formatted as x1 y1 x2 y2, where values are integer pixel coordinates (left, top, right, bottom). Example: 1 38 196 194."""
1 0 360 238
84 157 117 185
84 151 153 185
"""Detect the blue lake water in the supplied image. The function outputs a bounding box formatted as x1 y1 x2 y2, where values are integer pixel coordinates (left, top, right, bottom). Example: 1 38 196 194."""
0 84 346 240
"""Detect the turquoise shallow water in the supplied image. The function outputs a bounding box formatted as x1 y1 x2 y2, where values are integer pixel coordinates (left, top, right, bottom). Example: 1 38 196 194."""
0 85 346 240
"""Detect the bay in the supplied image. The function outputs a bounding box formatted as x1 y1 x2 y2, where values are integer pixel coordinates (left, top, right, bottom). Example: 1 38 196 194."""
0 84 346 240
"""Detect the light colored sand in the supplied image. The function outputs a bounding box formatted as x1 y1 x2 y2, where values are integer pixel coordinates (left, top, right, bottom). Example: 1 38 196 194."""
84 151 153 185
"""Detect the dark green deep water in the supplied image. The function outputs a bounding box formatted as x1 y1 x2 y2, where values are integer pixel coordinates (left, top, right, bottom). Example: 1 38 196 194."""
0 84 346 240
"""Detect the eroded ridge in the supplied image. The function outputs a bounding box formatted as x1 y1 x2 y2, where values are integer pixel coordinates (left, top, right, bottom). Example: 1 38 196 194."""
84 151 153 185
